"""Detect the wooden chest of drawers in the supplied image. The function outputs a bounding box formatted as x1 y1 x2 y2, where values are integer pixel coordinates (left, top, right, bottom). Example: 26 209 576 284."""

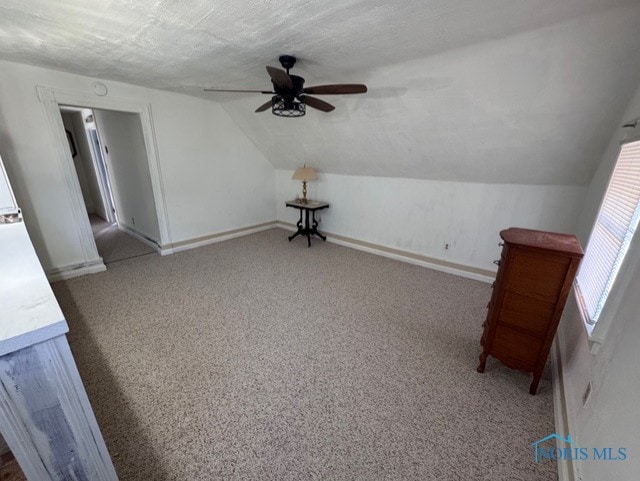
477 228 583 394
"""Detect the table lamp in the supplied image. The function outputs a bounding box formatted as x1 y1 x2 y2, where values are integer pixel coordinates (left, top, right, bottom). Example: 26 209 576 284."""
292 165 318 204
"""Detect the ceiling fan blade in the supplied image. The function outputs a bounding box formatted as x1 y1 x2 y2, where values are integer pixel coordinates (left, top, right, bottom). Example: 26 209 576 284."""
303 95 335 112
302 84 368 95
204 88 273 94
255 99 273 113
266 66 293 90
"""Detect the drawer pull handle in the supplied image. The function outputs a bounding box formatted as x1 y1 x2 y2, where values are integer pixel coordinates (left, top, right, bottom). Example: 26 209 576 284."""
493 260 501 266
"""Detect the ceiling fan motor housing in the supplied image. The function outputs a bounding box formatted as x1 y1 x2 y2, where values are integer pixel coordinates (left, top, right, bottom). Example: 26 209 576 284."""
279 55 297 71
272 74 305 95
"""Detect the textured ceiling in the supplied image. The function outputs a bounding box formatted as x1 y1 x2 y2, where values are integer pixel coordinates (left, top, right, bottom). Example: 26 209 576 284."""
1 0 640 184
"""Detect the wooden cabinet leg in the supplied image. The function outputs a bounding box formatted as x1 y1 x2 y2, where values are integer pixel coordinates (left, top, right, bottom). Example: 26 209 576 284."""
477 351 488 373
529 375 541 395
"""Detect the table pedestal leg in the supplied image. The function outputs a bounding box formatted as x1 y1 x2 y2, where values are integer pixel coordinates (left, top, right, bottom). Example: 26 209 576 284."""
305 209 311 247
288 209 304 242
311 211 327 241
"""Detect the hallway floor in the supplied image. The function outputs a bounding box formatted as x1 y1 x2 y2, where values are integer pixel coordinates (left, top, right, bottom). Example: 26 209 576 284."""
90 214 156 264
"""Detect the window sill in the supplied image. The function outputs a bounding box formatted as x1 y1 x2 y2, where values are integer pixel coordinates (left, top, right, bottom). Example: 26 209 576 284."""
573 286 603 355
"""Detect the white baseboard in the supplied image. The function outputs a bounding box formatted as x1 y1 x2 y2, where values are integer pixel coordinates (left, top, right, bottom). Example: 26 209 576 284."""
46 260 106 282
276 222 495 283
167 221 278 255
47 223 495 284
551 335 576 481
118 222 161 252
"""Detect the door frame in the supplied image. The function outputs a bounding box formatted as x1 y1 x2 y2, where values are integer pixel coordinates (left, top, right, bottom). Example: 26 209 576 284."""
36 86 172 274
86 123 117 224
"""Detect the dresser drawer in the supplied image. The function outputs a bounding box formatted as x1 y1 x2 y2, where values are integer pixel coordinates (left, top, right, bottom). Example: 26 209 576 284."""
491 324 541 370
506 249 570 297
498 290 557 336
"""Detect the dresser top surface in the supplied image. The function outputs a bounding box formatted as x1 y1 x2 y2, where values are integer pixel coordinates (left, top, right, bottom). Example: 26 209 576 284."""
0 222 68 357
500 227 584 257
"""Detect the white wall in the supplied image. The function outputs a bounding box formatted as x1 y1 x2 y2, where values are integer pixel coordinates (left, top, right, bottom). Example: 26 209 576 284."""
94 109 159 241
148 92 276 244
556 83 640 480
226 4 640 187
0 59 275 273
277 170 586 272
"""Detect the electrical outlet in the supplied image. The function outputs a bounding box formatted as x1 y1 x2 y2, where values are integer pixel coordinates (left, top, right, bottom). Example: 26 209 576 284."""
445 243 450 250
582 382 592 407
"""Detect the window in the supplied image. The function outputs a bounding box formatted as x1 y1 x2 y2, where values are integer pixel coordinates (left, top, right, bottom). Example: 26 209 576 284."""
576 139 640 327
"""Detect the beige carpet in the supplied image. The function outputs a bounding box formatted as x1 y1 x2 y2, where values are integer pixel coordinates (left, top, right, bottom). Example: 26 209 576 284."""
89 214 156 264
52 228 558 481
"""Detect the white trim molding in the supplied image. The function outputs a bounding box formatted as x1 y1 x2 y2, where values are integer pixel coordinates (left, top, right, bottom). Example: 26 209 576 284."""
551 333 577 481
165 221 278 255
118 222 161 252
36 87 102 267
46 260 106 282
276 222 495 283
35 85 173 266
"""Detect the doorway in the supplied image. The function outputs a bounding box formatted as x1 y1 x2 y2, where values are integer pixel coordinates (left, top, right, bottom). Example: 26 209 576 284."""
60 106 159 265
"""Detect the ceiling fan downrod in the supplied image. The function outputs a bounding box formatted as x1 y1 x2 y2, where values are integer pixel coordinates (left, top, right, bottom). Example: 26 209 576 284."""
279 55 297 75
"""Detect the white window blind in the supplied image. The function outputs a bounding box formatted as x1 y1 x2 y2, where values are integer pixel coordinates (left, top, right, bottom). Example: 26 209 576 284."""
576 139 640 324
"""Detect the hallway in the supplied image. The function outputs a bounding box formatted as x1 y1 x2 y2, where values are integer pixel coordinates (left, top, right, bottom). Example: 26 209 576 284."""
90 215 156 264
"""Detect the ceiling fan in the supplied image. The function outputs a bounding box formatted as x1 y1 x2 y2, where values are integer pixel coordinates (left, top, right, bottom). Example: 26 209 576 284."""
204 55 367 117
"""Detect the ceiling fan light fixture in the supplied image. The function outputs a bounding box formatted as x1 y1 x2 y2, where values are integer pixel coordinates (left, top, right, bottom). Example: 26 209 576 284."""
272 96 306 117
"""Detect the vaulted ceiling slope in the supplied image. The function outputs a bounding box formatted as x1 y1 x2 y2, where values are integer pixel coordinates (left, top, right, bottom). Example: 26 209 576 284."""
1 0 639 185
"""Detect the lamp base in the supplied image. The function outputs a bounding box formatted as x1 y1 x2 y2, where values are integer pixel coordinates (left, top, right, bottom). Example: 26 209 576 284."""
301 180 308 204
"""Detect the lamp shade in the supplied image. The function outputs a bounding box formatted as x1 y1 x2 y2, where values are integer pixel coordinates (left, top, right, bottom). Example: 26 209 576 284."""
292 165 318 181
